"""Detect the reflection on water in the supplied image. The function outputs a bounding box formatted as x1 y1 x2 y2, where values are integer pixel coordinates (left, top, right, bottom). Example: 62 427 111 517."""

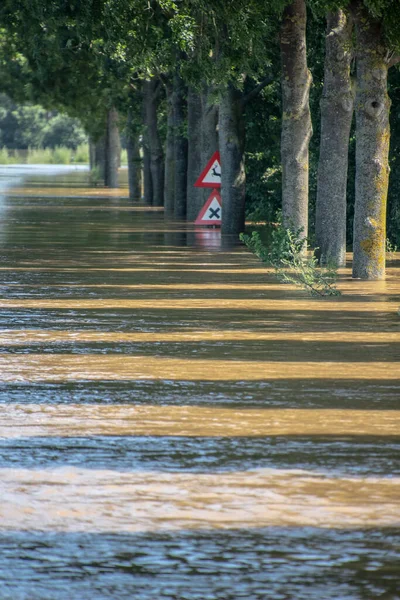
1 467 399 531
0 164 91 194
0 166 399 598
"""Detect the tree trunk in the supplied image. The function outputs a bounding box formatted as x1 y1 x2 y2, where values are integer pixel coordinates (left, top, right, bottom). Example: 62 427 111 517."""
89 137 96 171
315 10 354 266
164 81 175 215
141 87 153 206
173 70 188 219
105 107 120 188
126 110 142 202
127 138 142 201
219 82 246 235
280 0 312 237
201 87 219 205
143 79 164 207
352 2 390 280
186 88 203 221
94 136 106 182
142 142 153 206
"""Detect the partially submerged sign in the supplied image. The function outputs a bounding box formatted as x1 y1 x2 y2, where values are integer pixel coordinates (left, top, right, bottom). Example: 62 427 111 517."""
194 151 221 188
195 189 222 226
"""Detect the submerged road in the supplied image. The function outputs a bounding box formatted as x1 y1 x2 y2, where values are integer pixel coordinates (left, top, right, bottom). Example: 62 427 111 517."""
0 168 399 599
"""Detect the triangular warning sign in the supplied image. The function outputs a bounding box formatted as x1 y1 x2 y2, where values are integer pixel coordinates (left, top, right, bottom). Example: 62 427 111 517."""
194 151 221 188
194 189 222 225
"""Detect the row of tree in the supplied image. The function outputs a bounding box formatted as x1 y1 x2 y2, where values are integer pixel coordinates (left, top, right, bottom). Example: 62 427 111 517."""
1 0 400 279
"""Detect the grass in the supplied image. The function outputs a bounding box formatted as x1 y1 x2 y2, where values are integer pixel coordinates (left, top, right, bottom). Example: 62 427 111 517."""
0 144 89 165
0 145 128 166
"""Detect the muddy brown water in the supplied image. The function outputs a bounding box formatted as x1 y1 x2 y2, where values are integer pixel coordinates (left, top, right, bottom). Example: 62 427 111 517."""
0 166 399 599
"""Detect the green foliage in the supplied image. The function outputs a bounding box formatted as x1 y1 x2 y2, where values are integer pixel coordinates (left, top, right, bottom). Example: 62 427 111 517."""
42 114 87 149
89 165 102 186
0 147 18 164
0 144 89 165
386 237 398 258
73 144 89 163
240 222 341 297
244 75 282 223
0 94 87 150
8 105 47 149
387 66 400 248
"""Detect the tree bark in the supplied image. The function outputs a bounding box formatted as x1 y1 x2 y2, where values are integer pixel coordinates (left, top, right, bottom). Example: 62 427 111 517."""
94 136 106 182
164 80 175 215
352 1 390 280
219 82 246 235
142 142 153 206
126 108 142 202
143 79 164 206
105 107 120 188
127 137 142 201
186 88 203 221
141 86 153 206
315 10 354 266
201 87 219 206
173 69 188 219
280 0 312 237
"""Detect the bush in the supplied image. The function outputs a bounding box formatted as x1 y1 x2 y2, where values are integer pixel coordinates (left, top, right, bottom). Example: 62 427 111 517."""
240 221 341 297
0 145 90 165
26 148 53 164
73 143 89 163
42 114 87 149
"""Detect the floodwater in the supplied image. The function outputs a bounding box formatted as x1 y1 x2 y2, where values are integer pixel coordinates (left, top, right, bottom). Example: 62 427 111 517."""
0 166 399 599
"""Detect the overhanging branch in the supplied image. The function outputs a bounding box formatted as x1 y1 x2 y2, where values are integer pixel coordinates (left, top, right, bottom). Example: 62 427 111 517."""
242 76 274 107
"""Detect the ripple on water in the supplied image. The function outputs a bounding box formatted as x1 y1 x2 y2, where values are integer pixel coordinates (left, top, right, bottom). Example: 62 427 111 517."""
0 528 399 600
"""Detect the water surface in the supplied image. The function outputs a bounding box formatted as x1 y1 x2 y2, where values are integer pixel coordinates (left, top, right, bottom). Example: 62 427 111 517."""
0 167 399 599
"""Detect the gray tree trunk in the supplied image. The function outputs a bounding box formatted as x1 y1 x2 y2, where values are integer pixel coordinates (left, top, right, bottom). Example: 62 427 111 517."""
143 79 164 207
280 0 312 238
142 143 153 206
186 88 203 221
164 81 175 215
126 107 142 201
105 107 120 188
173 70 188 219
141 87 153 206
352 1 390 280
201 87 219 205
219 82 246 235
94 136 106 183
315 10 354 266
127 138 142 201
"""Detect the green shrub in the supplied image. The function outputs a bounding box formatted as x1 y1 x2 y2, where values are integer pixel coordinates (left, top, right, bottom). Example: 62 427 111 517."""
0 147 11 163
26 147 53 164
50 146 72 164
240 222 341 297
73 143 89 163
89 165 102 186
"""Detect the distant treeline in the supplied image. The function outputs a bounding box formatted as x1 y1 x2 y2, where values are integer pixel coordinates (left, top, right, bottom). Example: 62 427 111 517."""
0 94 87 151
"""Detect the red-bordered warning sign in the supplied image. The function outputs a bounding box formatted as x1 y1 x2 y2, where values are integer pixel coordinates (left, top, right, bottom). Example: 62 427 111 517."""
195 189 222 225
194 151 221 188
